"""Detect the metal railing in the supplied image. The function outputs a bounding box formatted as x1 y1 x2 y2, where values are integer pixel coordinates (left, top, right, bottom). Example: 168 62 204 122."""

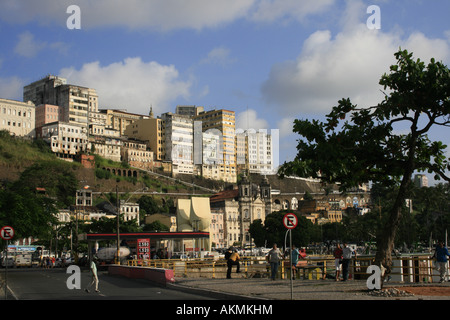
126 254 446 283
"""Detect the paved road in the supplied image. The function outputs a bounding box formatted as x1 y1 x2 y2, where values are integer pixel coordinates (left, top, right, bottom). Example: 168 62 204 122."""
0 268 215 300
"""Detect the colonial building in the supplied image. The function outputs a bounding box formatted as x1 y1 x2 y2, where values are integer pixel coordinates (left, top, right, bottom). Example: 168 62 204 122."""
209 174 272 248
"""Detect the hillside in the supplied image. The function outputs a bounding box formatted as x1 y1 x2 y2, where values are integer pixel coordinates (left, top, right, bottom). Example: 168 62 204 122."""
0 131 334 201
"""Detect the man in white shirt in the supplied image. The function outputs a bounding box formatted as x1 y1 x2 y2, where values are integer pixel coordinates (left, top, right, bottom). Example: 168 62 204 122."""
342 243 356 281
85 256 100 293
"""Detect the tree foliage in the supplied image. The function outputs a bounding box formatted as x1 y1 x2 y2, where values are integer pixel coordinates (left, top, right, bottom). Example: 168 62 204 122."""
249 211 319 248
278 49 450 280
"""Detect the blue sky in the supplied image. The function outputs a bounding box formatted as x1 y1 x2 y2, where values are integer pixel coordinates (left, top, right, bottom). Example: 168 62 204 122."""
1 0 450 182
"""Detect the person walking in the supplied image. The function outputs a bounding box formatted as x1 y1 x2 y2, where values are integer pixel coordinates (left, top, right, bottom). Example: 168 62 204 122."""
290 245 300 280
85 256 100 293
341 243 355 281
433 240 450 283
333 244 343 281
225 247 240 279
267 243 283 280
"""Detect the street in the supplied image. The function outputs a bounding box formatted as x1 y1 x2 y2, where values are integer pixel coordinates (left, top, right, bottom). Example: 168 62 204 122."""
1 267 215 300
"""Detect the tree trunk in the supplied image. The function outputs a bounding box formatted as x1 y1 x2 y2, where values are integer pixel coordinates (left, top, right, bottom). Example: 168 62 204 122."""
374 132 417 286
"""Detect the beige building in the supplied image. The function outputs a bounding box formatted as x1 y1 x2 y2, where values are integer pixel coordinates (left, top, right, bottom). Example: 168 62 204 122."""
101 109 148 136
124 116 165 162
121 140 154 170
236 129 274 175
0 98 36 138
145 213 177 232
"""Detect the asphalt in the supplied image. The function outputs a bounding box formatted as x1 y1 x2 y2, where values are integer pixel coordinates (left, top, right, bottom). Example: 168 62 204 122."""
169 276 450 300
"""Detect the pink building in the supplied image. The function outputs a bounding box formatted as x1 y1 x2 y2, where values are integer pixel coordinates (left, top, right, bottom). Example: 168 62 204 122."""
35 104 63 137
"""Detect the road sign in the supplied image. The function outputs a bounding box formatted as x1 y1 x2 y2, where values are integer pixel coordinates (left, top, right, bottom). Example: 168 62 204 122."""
1 226 15 240
283 213 298 229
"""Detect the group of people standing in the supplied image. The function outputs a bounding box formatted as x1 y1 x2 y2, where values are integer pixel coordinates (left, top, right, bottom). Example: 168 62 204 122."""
333 243 356 281
225 243 305 280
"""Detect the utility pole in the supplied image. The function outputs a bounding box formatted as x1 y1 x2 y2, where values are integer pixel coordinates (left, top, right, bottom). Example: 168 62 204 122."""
116 185 120 265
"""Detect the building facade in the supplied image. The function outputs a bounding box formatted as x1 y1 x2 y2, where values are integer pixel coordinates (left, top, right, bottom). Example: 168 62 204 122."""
209 175 272 248
41 121 88 160
0 98 36 138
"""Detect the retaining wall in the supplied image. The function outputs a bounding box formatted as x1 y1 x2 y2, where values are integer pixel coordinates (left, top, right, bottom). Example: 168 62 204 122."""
108 265 175 287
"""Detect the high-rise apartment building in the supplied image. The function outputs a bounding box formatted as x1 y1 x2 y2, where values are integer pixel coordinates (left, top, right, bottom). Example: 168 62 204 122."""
23 75 98 128
161 112 194 174
236 129 274 175
193 109 236 182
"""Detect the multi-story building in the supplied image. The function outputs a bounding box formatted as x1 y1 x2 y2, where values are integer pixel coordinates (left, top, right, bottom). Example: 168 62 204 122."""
236 129 274 175
101 109 148 136
120 200 140 225
161 112 194 175
193 109 237 183
23 75 98 127
175 105 204 117
0 98 36 138
121 140 154 170
35 104 62 137
123 115 165 162
41 121 88 160
414 174 429 188
210 208 225 248
23 75 67 105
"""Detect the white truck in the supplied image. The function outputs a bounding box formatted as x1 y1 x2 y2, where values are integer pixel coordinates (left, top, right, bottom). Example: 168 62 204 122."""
15 253 32 267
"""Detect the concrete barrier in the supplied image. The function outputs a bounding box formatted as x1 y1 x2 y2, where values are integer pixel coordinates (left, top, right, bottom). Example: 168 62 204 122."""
108 265 175 287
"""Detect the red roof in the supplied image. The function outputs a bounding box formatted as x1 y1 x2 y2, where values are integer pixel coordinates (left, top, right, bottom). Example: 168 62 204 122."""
210 189 239 203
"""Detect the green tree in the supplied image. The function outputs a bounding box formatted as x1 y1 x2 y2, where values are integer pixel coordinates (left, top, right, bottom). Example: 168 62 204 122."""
279 49 450 282
0 185 58 242
13 160 79 208
250 211 318 249
248 219 265 247
143 220 169 232
137 195 160 215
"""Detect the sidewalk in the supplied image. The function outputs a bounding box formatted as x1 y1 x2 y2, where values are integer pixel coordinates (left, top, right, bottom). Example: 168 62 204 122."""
169 277 450 300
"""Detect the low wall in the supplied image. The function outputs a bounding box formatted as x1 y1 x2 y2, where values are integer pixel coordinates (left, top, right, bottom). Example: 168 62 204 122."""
108 265 175 287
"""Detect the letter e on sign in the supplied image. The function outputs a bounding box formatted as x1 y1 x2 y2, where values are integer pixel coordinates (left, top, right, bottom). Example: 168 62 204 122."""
0 226 14 240
283 213 298 229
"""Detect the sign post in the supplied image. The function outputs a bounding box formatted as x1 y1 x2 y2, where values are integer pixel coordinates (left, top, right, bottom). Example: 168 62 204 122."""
1 226 15 300
283 214 297 300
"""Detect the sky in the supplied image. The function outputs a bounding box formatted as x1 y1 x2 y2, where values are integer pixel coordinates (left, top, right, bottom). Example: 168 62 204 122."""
0 0 450 183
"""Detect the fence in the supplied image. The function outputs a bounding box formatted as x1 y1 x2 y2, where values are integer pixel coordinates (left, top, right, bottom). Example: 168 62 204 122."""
126 253 447 283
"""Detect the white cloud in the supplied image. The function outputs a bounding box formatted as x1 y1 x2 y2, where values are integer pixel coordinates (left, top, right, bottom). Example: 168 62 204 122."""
0 0 254 31
236 108 269 131
261 11 450 118
200 46 236 66
14 31 70 58
0 0 336 31
14 31 46 58
249 0 336 23
59 57 192 115
0 76 23 100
